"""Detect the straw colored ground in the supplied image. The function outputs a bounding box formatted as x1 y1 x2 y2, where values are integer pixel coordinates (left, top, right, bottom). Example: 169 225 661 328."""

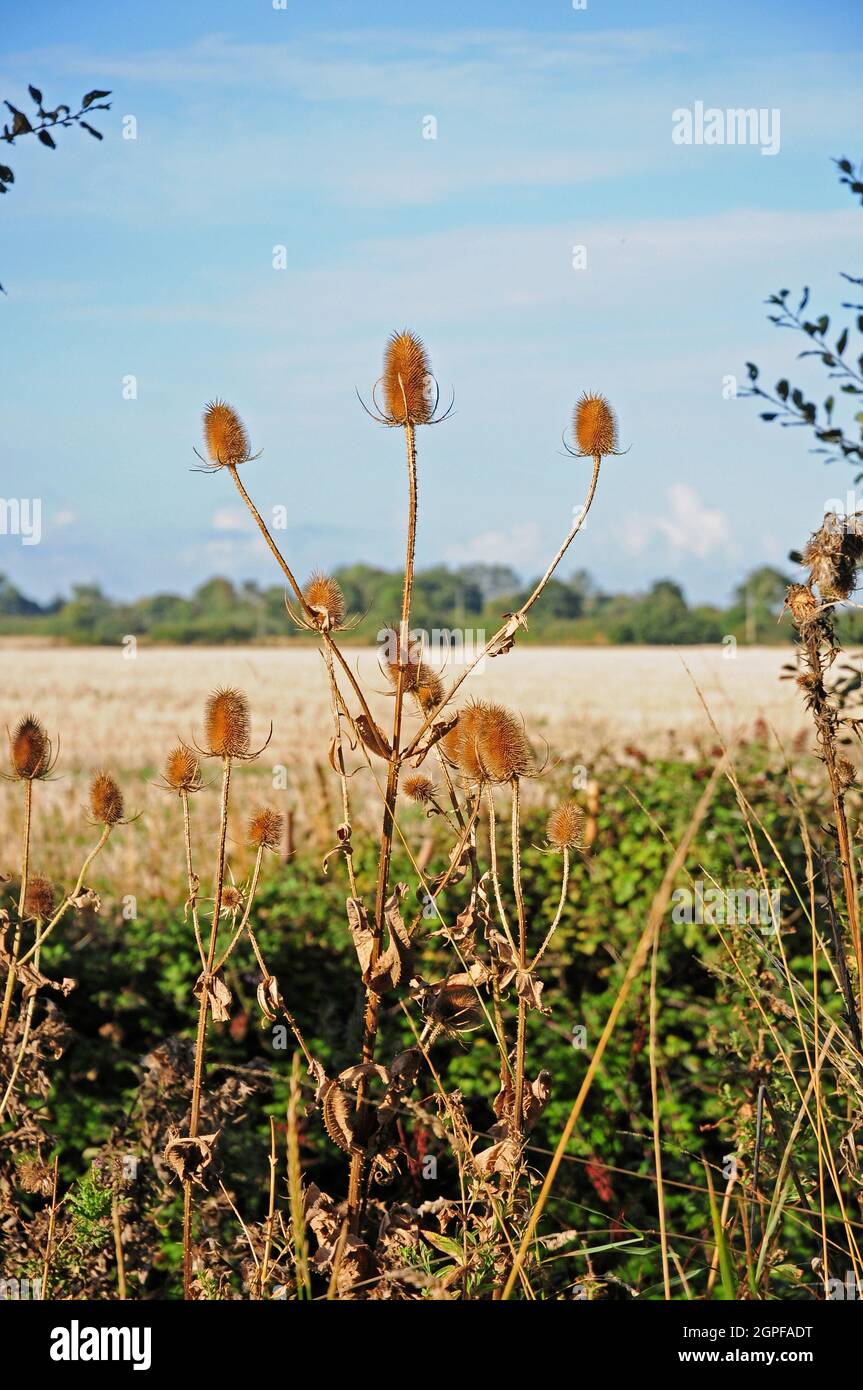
0 643 809 898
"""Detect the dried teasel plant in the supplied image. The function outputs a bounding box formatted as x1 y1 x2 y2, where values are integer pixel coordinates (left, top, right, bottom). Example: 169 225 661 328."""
187 334 618 1290
0 719 123 1127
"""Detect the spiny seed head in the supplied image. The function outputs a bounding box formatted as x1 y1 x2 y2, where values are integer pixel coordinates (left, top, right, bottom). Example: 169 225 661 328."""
90 771 125 825
247 807 284 850
441 699 487 779
802 515 863 601
221 884 244 912
25 874 55 920
403 774 436 804
574 393 617 457
430 983 483 1035
447 700 533 783
382 330 432 425
837 756 857 791
204 688 250 758
9 715 50 780
164 745 202 792
386 654 445 712
304 572 346 630
203 399 250 468
546 800 586 850
785 583 819 627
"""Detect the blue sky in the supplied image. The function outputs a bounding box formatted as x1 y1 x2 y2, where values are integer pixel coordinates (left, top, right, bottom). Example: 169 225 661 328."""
1 0 861 605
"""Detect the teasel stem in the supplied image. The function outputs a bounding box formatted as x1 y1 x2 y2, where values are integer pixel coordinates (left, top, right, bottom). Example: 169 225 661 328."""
245 923 316 1069
323 645 359 897
259 1115 277 1298
112 1188 127 1300
17 825 112 969
530 848 571 971
404 454 602 759
227 462 379 734
347 421 418 1228
803 627 863 1031
0 779 33 1041
181 789 206 969
183 753 231 1300
0 924 44 1120
485 786 517 957
41 1154 60 1300
214 846 264 970
510 778 527 1138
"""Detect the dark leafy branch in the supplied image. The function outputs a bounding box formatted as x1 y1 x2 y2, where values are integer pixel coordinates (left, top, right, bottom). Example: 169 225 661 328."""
743 157 863 478
0 84 111 292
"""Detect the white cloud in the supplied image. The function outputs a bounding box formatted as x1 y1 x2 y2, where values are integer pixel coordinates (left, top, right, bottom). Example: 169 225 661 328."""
211 507 248 533
446 522 542 569
620 485 732 560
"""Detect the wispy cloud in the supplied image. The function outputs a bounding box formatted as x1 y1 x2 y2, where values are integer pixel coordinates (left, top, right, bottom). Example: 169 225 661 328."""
620 485 733 561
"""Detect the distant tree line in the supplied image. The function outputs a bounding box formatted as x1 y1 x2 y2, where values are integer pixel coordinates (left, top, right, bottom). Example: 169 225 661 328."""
4 562 861 646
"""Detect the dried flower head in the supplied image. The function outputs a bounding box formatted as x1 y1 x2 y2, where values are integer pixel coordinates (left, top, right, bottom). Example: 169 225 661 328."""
202 399 251 469
221 884 244 913
837 756 857 792
573 393 618 458
24 874 55 921
90 771 125 825
382 330 432 425
802 514 863 602
204 688 250 758
163 744 202 793
247 807 284 851
429 982 483 1035
546 800 586 851
9 715 51 780
445 700 533 783
386 651 445 712
785 583 819 628
304 572 346 631
403 774 436 804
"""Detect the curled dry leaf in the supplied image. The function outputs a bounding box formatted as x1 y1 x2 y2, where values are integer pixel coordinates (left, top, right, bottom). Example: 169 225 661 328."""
323 822 352 875
487 928 549 1014
193 968 233 1023
163 1128 220 1186
256 973 282 1022
355 714 392 761
304 1184 377 1295
411 713 459 767
366 886 413 995
68 887 101 913
0 942 76 999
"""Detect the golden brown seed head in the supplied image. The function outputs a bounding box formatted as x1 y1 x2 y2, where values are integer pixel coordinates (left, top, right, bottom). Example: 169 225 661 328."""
24 874 55 921
382 330 432 425
247 807 284 850
403 774 436 804
441 699 487 779
837 756 857 791
90 771 125 825
204 688 250 758
574 393 617 457
304 572 346 630
785 583 819 627
9 715 50 780
546 800 586 850
203 399 250 468
221 884 244 912
386 654 445 712
164 745 202 792
472 703 533 784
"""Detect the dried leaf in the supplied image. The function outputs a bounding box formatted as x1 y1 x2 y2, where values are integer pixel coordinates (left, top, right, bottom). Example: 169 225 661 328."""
193 968 232 1022
355 714 392 760
366 885 413 995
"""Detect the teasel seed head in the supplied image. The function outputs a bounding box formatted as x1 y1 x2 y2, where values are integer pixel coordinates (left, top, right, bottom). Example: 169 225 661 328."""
247 807 284 850
403 774 436 805
785 583 819 628
221 884 244 912
9 714 51 780
203 399 251 469
204 688 250 758
446 700 533 783
382 330 432 425
546 800 586 851
304 572 346 631
573 392 618 458
164 744 202 793
429 982 483 1035
25 874 55 921
386 653 445 712
90 771 125 825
